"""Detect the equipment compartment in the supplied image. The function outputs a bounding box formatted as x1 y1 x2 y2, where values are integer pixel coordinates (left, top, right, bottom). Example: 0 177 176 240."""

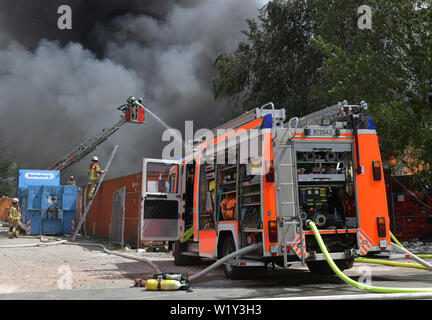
295 144 358 230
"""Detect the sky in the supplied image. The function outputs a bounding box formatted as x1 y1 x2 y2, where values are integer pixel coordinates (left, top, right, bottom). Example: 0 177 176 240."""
0 0 267 185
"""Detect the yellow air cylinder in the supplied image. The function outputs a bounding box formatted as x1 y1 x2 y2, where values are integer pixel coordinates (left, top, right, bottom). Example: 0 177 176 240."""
145 278 184 291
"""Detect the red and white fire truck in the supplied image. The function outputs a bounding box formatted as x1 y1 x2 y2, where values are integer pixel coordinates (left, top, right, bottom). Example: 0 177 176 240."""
140 101 390 278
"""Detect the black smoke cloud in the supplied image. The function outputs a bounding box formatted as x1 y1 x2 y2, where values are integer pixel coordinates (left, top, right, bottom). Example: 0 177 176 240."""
0 0 264 185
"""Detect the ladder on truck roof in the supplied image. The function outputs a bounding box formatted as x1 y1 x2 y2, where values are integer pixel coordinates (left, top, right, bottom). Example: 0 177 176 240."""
47 97 145 173
297 100 368 128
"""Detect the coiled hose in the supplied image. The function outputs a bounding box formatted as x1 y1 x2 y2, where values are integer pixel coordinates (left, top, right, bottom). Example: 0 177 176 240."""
308 220 432 293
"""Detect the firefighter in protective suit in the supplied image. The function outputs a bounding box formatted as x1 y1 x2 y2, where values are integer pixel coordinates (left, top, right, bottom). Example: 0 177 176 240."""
88 156 106 199
67 176 76 186
8 198 21 239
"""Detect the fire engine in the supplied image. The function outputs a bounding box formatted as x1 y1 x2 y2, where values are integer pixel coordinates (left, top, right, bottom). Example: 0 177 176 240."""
140 101 390 278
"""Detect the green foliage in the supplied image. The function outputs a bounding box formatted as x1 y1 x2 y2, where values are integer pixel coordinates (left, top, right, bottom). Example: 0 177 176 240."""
0 141 17 197
312 0 432 189
212 0 432 189
212 0 323 120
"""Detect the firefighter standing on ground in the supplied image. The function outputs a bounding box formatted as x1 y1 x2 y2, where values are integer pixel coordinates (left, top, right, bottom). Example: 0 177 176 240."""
8 198 21 239
67 176 76 186
88 156 106 199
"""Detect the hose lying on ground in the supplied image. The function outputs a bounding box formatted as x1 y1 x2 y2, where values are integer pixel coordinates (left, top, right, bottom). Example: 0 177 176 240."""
353 231 432 271
0 240 67 248
354 257 430 270
390 231 432 259
308 220 432 293
188 243 261 282
62 241 163 274
390 243 432 270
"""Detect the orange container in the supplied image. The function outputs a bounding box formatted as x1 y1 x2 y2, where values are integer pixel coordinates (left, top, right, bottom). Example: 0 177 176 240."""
82 172 143 246
0 197 12 222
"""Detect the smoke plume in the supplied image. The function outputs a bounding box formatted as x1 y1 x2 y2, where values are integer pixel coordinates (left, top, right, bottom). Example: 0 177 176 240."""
0 0 264 185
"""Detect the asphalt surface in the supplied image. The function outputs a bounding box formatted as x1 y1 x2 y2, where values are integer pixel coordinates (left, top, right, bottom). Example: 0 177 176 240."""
2 261 432 300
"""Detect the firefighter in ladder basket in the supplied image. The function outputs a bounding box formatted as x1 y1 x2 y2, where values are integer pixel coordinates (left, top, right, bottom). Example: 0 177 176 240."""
87 156 106 199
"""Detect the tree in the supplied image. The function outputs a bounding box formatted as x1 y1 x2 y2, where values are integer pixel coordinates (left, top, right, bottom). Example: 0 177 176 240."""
0 142 17 197
212 0 323 120
311 0 432 189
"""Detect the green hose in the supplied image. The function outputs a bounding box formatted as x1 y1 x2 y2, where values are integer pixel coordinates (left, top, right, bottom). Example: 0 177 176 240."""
354 257 429 270
308 220 432 293
180 226 194 243
390 231 404 248
390 231 432 259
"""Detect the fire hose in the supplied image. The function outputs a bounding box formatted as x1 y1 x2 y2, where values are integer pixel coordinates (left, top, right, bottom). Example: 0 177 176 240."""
352 231 432 270
308 220 432 293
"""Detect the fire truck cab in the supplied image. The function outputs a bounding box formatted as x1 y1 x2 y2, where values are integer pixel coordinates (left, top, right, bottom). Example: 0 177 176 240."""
140 101 391 278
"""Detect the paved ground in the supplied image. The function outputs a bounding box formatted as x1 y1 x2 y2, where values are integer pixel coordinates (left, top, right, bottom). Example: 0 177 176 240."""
1 225 432 301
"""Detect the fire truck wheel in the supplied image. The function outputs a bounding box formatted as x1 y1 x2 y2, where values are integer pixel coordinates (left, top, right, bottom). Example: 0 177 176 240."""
221 236 241 279
173 241 200 266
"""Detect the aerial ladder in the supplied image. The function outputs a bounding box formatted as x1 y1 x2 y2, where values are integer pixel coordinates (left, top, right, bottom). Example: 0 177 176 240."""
47 97 146 173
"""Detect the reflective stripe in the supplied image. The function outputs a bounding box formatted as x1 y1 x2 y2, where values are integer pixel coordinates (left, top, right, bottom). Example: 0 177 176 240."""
26 220 31 234
290 233 306 259
358 230 372 255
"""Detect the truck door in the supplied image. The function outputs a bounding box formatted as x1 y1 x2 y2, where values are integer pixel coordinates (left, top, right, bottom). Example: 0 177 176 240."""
140 158 181 242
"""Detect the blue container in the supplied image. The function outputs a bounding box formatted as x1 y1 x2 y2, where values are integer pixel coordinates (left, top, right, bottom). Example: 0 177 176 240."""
17 170 77 235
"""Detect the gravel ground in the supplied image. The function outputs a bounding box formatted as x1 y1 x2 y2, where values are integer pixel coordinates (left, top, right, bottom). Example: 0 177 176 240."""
0 226 183 294
400 241 432 254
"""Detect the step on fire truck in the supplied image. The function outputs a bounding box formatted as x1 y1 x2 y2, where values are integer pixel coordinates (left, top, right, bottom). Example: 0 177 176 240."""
140 101 390 278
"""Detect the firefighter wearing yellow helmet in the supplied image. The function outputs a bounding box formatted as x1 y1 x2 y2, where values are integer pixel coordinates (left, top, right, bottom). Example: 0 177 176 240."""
67 176 76 186
8 198 21 239
87 156 106 199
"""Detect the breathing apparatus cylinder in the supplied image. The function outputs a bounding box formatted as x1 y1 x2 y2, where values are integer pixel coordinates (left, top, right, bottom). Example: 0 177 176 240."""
142 273 189 291
152 273 185 282
145 278 186 291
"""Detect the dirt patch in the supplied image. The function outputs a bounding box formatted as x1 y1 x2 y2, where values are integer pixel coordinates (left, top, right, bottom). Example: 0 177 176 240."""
0 228 175 293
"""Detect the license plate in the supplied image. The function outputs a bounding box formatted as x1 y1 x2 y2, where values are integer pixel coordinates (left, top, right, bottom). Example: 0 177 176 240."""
311 128 336 136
